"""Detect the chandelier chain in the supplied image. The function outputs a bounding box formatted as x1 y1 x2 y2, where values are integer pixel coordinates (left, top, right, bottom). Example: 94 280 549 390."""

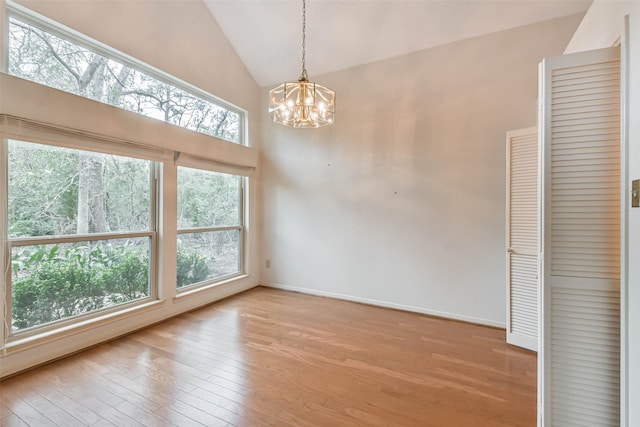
300 0 308 81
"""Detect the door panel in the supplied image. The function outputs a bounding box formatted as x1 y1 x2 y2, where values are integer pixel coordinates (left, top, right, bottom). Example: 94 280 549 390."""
507 127 539 351
540 46 621 427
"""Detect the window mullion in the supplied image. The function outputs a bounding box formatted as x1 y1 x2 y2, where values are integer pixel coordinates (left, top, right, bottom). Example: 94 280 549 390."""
150 162 160 301
239 177 245 274
177 225 241 235
0 0 7 73
159 161 178 300
1 138 8 349
9 231 155 247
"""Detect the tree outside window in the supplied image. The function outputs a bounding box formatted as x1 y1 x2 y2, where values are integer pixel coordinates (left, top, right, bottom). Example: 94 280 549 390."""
8 17 241 143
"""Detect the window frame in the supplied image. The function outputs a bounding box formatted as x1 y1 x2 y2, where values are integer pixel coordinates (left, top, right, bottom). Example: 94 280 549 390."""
176 166 246 291
3 137 161 339
0 1 256 374
5 2 247 146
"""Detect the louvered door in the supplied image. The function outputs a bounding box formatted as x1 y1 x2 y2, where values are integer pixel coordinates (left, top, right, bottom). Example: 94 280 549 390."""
539 47 621 426
506 127 538 351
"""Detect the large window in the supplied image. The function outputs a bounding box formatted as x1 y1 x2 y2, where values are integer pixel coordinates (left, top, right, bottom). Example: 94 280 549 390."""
6 140 156 333
177 167 243 289
7 14 243 144
0 4 254 366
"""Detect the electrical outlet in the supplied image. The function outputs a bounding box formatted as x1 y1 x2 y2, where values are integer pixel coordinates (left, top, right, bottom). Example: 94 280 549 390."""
265 259 271 269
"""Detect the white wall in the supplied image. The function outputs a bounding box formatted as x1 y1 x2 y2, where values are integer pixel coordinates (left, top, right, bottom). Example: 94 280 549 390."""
260 15 582 327
566 2 640 426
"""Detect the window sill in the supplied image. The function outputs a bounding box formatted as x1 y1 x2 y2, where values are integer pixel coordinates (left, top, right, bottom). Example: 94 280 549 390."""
174 274 250 302
4 299 166 354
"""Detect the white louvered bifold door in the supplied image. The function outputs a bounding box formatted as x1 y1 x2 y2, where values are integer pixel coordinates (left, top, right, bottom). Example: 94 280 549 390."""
506 127 538 352
539 46 621 427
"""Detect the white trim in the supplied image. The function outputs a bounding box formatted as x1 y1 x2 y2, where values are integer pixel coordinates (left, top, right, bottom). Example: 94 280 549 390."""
0 138 6 350
621 14 630 427
506 127 513 345
506 334 536 352
174 274 252 302
5 299 166 353
0 0 7 73
159 161 177 302
538 56 551 427
176 152 255 177
241 177 255 294
260 282 506 329
1 115 172 163
537 59 546 427
0 76 258 168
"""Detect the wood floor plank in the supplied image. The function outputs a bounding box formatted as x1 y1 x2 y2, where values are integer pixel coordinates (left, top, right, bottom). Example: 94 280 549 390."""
88 420 116 427
0 412 29 427
114 400 177 427
1 287 537 426
0 394 56 427
0 380 85 427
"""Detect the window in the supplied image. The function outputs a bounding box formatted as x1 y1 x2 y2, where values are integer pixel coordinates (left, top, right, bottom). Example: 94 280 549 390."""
7 14 243 144
177 167 243 289
0 4 255 369
6 139 156 333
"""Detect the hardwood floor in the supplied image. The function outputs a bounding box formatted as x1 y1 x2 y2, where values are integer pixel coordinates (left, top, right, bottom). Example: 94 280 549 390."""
0 287 536 426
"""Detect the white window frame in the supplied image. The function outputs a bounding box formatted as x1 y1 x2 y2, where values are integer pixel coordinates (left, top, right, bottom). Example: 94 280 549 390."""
3 136 161 339
5 1 247 146
175 165 246 291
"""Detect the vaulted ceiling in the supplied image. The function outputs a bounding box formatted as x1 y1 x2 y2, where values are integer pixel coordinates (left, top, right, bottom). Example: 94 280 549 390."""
204 0 591 87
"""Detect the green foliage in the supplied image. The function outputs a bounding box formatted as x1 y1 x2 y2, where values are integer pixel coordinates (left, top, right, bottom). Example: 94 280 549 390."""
7 20 243 329
177 168 240 228
8 140 150 238
176 248 211 288
11 243 149 330
99 244 149 304
9 17 239 142
11 242 214 329
8 142 80 237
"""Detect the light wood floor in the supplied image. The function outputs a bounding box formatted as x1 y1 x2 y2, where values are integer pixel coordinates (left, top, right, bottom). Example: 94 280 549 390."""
0 287 536 426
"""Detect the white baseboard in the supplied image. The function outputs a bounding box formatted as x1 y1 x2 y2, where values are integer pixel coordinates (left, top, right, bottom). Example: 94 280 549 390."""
260 281 506 329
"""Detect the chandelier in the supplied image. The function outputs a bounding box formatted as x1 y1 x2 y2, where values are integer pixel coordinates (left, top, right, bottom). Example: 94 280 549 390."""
269 0 335 128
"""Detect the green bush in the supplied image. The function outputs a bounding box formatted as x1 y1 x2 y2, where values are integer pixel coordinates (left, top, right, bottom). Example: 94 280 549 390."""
176 249 210 288
11 243 148 330
11 242 209 330
100 244 149 304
